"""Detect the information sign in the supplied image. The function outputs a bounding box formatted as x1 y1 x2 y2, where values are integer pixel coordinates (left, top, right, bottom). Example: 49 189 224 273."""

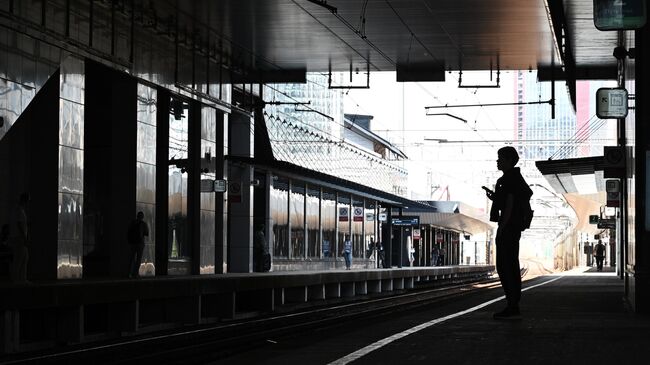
594 0 647 30
596 88 628 119
391 216 420 226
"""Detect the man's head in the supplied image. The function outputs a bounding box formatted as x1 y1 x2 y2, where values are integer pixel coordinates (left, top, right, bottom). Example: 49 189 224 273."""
136 211 144 221
345 234 350 240
256 224 264 232
497 146 519 171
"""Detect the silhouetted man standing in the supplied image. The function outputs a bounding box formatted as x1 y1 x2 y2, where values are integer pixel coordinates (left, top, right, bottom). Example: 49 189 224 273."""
10 193 30 283
594 240 606 271
484 147 532 320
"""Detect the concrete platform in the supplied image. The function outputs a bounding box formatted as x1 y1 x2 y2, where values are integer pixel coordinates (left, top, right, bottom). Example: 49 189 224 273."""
217 267 650 365
0 265 493 354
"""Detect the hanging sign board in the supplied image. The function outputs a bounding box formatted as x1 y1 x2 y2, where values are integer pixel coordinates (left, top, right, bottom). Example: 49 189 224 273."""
338 207 349 222
597 218 616 229
594 0 647 30
391 216 420 226
214 179 227 193
365 212 375 221
378 213 388 222
353 207 364 222
413 229 421 240
201 179 228 193
596 88 628 119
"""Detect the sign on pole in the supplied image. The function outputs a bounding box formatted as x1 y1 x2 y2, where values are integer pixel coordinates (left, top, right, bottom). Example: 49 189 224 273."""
596 88 628 119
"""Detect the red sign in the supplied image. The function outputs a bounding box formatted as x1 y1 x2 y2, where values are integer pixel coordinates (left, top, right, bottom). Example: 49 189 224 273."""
339 207 349 222
353 207 364 222
436 232 444 243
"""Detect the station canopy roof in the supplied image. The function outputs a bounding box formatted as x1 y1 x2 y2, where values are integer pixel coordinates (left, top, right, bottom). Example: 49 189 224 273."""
536 156 608 233
408 201 494 235
169 0 617 82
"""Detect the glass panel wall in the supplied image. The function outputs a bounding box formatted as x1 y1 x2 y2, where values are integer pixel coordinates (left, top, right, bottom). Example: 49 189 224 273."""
290 182 306 258
135 84 157 276
337 193 351 257
200 106 217 274
351 197 364 258
365 200 376 260
168 97 190 260
321 190 336 258
306 186 320 258
271 176 289 257
57 57 85 279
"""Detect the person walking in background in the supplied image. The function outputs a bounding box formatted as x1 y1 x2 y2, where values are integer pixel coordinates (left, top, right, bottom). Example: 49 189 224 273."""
10 193 30 283
594 240 606 272
342 234 352 270
484 146 532 320
439 247 446 266
127 211 149 278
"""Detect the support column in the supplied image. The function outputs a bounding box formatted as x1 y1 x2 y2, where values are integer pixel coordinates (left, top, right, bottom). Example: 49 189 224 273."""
215 111 228 274
228 111 254 273
633 23 650 312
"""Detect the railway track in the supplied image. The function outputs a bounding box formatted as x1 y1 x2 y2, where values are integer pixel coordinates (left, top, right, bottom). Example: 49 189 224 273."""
3 276 505 364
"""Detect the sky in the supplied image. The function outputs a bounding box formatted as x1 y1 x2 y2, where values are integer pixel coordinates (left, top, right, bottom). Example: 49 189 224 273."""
343 70 524 208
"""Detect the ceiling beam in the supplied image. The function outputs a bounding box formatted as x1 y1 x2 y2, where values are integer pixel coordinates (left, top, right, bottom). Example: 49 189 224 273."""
537 65 618 81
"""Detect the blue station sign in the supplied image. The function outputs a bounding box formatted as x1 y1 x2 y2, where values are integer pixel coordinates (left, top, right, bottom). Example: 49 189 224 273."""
391 216 420 226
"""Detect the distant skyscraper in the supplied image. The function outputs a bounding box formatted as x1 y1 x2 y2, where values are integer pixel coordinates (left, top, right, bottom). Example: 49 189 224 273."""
514 71 616 161
514 71 579 160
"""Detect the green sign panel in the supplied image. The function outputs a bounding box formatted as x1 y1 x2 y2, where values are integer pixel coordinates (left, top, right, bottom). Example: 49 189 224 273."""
594 0 647 30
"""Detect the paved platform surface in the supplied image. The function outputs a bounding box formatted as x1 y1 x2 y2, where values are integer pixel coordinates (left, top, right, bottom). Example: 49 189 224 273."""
217 267 650 365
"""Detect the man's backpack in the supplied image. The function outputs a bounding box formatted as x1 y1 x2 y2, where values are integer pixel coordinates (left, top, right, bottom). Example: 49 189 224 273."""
520 199 534 231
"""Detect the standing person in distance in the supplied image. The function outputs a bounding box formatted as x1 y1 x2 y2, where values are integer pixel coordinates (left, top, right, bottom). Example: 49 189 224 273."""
594 239 606 272
484 146 532 320
254 224 270 272
431 245 439 267
342 234 352 270
10 193 30 283
127 211 149 278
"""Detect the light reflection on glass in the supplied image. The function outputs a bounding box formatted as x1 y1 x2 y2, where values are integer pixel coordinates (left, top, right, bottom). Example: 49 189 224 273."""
168 97 190 261
136 84 157 276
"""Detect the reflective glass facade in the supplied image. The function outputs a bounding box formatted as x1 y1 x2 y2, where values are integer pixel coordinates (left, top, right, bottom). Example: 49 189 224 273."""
200 106 217 274
306 187 320 258
136 84 157 276
352 198 364 258
168 97 190 261
271 176 289 257
364 200 376 258
321 190 336 258
57 57 84 279
290 182 306 258
268 176 379 266
337 194 351 258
